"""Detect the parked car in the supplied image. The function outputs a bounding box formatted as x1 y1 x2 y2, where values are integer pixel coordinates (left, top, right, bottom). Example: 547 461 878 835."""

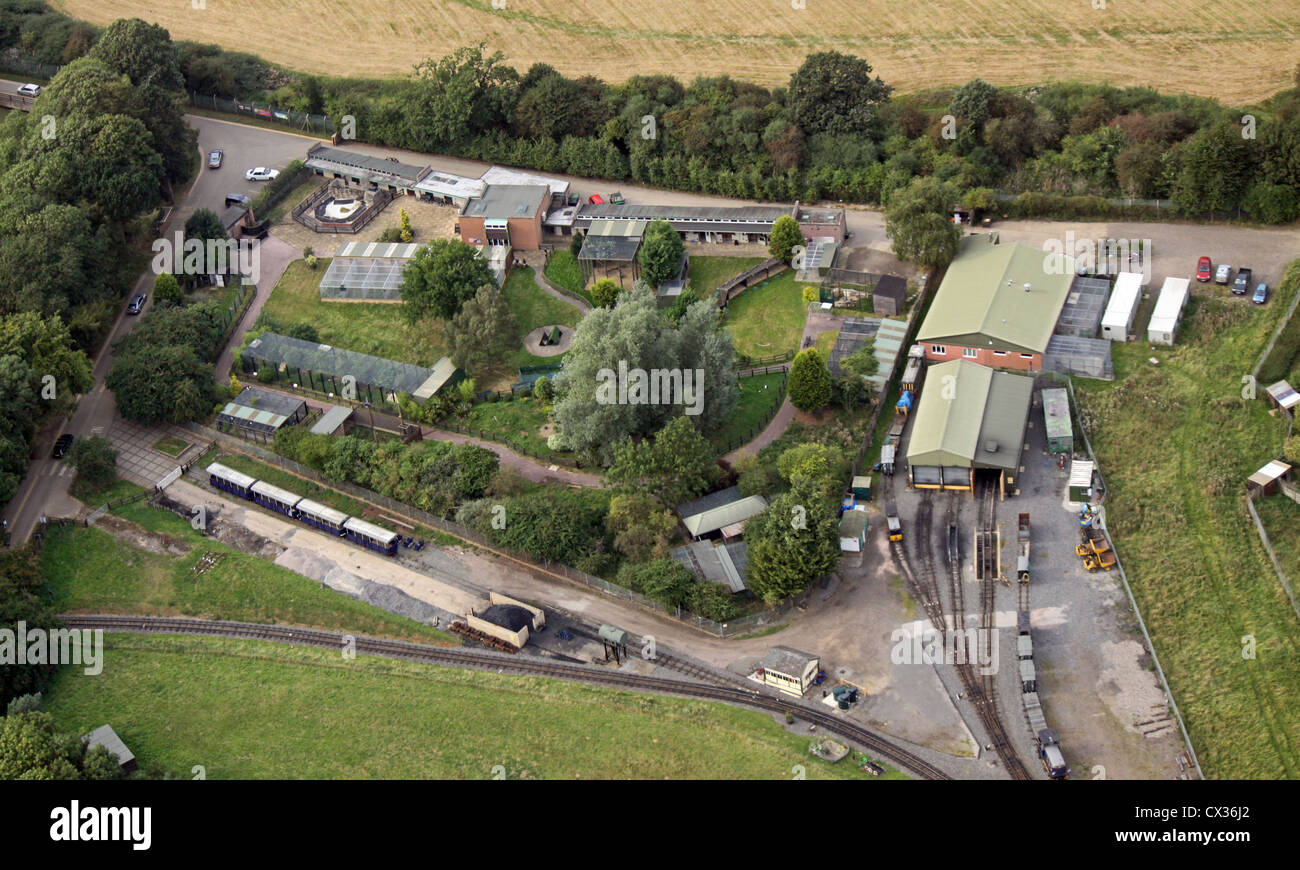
609 192 626 204
1215 263 1232 284
1233 267 1252 295
1196 256 1212 282
16 83 41 97
208 149 223 169
245 167 279 182
126 293 147 315
1253 282 1269 305
588 194 604 205
51 433 73 459
225 193 251 208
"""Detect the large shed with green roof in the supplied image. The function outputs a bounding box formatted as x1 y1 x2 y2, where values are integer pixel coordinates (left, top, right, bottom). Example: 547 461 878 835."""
917 235 1075 373
906 359 1034 496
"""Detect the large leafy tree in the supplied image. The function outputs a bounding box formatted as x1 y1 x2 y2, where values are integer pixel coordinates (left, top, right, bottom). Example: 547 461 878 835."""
1172 121 1258 215
448 284 519 372
0 205 110 316
787 51 892 138
884 176 962 269
88 18 185 92
552 291 736 461
947 78 998 130
606 493 678 561
788 348 831 412
402 44 519 151
745 476 841 605
637 220 685 288
768 215 804 262
68 436 117 492
107 344 217 425
605 415 718 509
0 551 62 710
400 239 496 322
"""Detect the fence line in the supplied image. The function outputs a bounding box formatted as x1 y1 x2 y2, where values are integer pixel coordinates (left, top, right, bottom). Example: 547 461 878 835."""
1244 491 1300 623
1250 270 1300 380
1063 375 1204 780
188 91 334 135
179 421 792 636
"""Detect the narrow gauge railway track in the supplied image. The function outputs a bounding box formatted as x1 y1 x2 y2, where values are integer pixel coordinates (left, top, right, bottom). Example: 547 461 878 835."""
882 475 1031 780
64 615 951 781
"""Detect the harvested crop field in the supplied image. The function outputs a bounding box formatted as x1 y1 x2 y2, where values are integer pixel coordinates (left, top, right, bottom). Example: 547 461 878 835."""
52 0 1300 103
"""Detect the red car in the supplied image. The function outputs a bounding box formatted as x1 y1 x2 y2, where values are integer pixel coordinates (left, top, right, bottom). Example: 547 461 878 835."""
1196 256 1212 282
588 194 604 205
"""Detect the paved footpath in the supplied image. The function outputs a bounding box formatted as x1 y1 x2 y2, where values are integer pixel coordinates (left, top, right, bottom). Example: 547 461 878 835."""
213 235 298 383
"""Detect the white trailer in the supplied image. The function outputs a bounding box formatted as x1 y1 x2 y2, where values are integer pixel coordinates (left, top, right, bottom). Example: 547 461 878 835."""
1147 276 1190 345
1100 272 1143 342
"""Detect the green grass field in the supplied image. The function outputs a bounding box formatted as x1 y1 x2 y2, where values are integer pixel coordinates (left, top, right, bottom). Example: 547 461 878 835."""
542 250 596 307
723 271 808 359
43 634 903 780
687 255 766 299
502 266 582 369
711 372 787 452
43 498 456 645
452 395 559 461
1073 266 1300 779
258 259 452 367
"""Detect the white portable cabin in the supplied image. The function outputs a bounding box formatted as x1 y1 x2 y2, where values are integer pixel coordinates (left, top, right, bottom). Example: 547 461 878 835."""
1100 272 1144 341
1147 276 1190 346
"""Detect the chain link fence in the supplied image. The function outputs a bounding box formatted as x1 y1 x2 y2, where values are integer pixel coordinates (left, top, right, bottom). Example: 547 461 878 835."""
188 92 334 135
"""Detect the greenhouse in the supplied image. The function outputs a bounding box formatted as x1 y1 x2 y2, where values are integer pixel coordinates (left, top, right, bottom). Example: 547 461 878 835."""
319 256 410 301
242 333 461 402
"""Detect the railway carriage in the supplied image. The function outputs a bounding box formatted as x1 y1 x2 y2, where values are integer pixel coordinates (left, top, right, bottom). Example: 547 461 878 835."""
207 462 257 499
294 498 349 535
342 517 400 556
249 480 302 517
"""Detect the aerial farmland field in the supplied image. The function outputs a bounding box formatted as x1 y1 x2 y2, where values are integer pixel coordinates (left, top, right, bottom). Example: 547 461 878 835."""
51 0 1300 101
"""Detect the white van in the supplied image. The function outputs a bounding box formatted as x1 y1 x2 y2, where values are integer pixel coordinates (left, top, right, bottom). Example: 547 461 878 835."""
16 83 41 97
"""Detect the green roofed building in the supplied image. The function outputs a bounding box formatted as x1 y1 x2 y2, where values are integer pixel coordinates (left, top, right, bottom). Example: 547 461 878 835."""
676 486 769 540
917 236 1075 373
906 359 1034 496
217 386 308 436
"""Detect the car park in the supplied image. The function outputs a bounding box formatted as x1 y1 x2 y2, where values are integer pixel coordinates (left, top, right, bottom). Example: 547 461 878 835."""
245 167 279 182
1215 263 1232 284
1253 282 1269 304
208 149 224 169
126 293 147 315
16 83 41 97
1233 267 1252 295
1196 256 1212 282
51 434 74 459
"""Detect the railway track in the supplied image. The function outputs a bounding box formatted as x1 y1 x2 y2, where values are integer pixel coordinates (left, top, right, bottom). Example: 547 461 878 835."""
64 614 952 781
883 478 1030 779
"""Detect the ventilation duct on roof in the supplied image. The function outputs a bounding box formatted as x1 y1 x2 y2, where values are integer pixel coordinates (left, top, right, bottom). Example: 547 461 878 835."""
984 440 999 453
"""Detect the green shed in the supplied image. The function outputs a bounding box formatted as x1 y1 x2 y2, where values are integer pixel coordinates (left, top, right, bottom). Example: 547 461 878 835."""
1042 388 1072 454
851 475 872 501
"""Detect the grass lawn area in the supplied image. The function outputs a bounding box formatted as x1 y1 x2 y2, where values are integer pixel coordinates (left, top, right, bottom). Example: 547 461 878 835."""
257 258 451 367
1254 495 1300 589
543 250 596 307
723 270 808 359
815 329 838 359
1072 266 1300 778
451 396 560 461
214 452 461 548
70 475 149 505
152 435 190 457
42 502 455 644
687 255 766 298
710 372 787 453
43 634 904 779
465 267 585 389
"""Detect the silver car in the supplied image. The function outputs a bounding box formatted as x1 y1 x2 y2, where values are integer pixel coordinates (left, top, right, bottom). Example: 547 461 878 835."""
1215 263 1232 284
